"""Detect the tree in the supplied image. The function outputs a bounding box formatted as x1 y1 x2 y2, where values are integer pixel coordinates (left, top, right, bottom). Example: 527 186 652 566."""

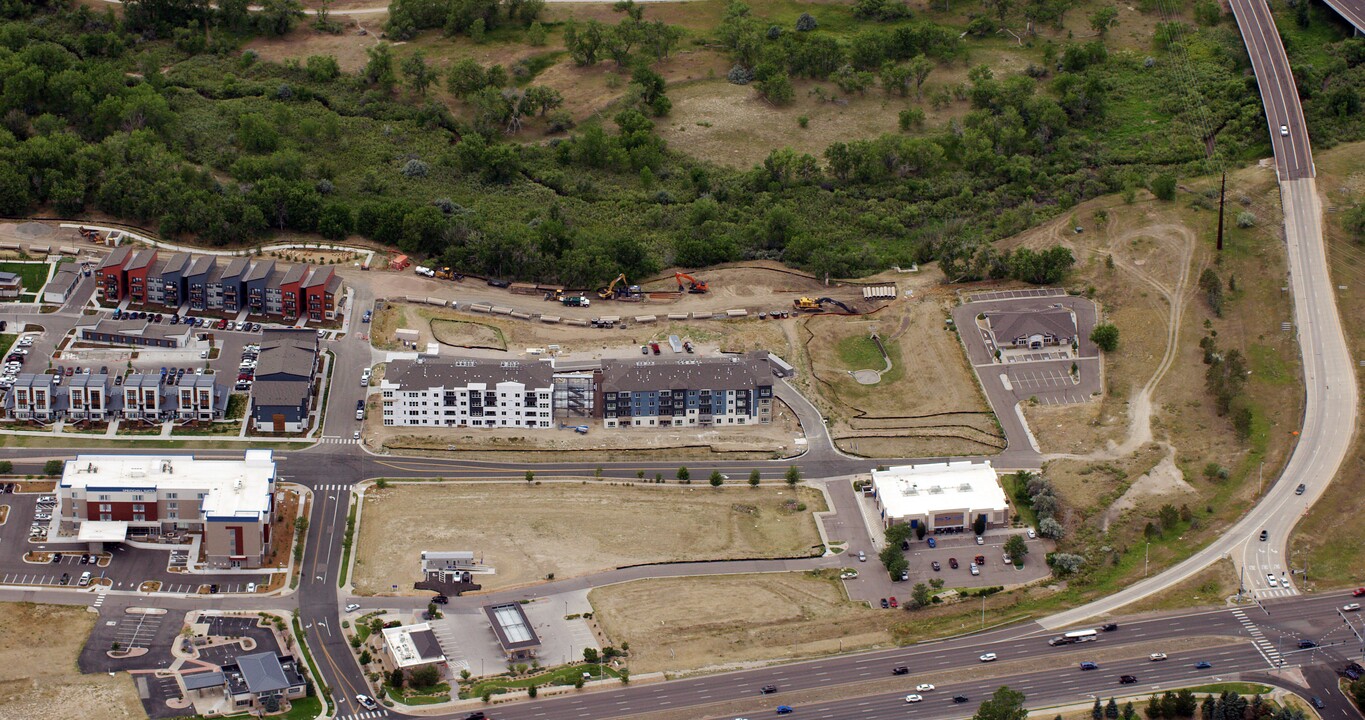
975 686 1029 720
1004 535 1027 563
1107 698 1120 719
911 582 933 608
401 50 435 96
785 465 801 487
584 647 599 663
879 544 909 579
0 461 13 474
1091 322 1120 352
1089 5 1118 37
358 649 372 664
677 466 689 482
749 469 761 487
972 514 987 536
757 72 795 105
886 523 915 547
364 43 397 93
44 460 64 476
447 58 489 97
317 203 353 241
710 470 725 487
390 668 404 688
409 664 439 689
1150 173 1177 201
255 0 304 36
908 54 933 99
1094 699 1105 720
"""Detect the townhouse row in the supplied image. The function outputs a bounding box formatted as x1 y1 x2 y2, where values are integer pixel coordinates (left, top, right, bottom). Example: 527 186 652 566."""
8 373 223 423
96 248 344 322
378 352 777 429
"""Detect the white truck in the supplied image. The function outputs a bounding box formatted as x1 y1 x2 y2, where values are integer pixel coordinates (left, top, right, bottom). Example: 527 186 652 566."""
414 266 436 277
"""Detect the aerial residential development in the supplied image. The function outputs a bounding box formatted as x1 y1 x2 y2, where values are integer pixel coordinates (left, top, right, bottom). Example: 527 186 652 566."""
0 0 1363 718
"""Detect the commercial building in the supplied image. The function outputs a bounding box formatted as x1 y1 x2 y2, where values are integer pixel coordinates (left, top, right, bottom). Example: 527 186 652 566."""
869 461 1010 533
381 623 446 677
600 352 774 428
986 309 1077 350
43 264 81 304
380 360 554 428
484 603 541 660
220 652 307 711
250 330 318 433
0 270 23 299
76 318 193 349
57 450 278 568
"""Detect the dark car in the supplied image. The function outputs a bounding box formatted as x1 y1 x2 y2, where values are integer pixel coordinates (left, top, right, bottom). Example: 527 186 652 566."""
1194 661 1212 669
892 666 909 675
1310 698 1326 710
879 598 890 609
949 557 959 569
1295 483 1306 495
954 696 970 704
59 572 70 585
1119 675 1137 684
487 278 511 288
1260 530 1269 541
901 539 911 551
1298 640 1317 649
432 595 449 604
51 552 62 563
760 685 778 694
465 713 486 720
1080 662 1098 671
927 537 937 548
777 707 794 715
1101 623 1119 631
931 561 941 571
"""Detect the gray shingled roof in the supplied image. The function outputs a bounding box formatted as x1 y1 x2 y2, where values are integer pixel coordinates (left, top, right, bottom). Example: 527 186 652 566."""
301 266 331 289
410 628 444 662
124 249 156 271
244 260 274 282
186 256 216 276
161 253 190 275
385 359 553 389
221 257 250 281
97 246 131 270
256 330 316 379
601 352 771 393
986 309 1077 344
250 379 310 407
280 264 308 286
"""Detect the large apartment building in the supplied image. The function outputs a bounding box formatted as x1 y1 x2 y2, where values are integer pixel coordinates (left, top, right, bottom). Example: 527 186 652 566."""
96 250 343 324
379 352 776 429
57 451 278 569
379 360 554 428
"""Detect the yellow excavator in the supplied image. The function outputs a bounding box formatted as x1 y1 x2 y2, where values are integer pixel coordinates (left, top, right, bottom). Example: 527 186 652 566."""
597 274 642 300
793 297 856 313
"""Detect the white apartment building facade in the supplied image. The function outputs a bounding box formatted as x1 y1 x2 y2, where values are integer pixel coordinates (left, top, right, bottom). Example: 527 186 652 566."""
380 360 554 428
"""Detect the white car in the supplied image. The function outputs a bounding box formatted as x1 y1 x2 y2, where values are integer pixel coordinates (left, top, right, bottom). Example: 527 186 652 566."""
246 582 257 593
1267 574 1278 587
979 653 997 662
1149 653 1168 661
916 683 935 692
356 694 379 710
1345 603 1362 612
1027 529 1036 539
1280 124 1289 137
345 603 360 612
905 694 924 703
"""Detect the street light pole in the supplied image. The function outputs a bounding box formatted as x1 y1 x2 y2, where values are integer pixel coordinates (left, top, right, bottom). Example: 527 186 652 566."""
1144 541 1150 578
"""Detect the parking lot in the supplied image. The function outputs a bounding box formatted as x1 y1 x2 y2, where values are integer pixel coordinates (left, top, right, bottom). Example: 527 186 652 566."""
1005 363 1093 405
842 526 1053 606
111 610 167 650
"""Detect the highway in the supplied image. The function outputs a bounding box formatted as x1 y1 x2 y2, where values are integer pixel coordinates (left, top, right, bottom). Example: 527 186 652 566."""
1318 0 1365 33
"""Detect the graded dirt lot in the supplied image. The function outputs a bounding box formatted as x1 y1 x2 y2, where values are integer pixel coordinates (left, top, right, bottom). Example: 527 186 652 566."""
353 483 827 595
797 291 1000 458
589 572 894 674
0 602 144 720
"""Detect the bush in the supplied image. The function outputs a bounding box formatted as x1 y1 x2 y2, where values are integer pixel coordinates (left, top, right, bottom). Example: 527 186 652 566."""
401 159 429 178
43 460 63 477
1150 173 1177 201
1049 552 1086 574
727 64 755 85
1235 211 1255 228
796 12 817 31
1091 323 1120 352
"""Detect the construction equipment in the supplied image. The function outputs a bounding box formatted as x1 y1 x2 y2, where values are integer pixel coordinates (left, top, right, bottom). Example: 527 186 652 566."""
561 295 591 307
597 274 642 301
434 267 461 280
793 297 856 313
76 227 100 241
675 272 709 294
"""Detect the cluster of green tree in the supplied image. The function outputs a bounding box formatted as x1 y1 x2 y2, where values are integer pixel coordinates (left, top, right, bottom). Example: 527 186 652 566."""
1198 267 1231 317
1199 333 1254 441
1094 696 1141 720
1014 471 1064 539
446 57 569 134
1142 502 1194 540
1344 203 1365 241
562 1 684 69
121 0 304 43
384 0 544 41
1144 690 1305 720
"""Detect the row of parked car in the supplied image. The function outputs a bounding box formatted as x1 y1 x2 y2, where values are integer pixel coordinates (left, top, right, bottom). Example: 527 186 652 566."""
0 335 36 389
112 309 264 333
235 344 261 391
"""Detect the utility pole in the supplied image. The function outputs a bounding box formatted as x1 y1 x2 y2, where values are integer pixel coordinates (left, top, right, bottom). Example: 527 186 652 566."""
981 595 986 629
1144 541 1150 578
1258 462 1263 496
1216 172 1227 252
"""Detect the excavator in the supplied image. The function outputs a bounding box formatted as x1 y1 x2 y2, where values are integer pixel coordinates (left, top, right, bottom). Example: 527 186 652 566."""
597 274 642 301
675 272 709 294
793 297 856 313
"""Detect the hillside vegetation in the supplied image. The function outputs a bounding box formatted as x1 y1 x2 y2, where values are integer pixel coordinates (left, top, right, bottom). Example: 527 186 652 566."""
0 0 1363 285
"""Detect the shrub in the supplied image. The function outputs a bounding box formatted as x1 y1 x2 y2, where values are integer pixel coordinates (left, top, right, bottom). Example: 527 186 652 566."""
1090 323 1120 352
727 64 755 85
1235 211 1255 228
400 159 429 178
796 12 817 31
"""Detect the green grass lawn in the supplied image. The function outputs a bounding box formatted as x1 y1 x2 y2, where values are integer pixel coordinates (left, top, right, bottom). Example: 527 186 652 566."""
460 664 622 699
226 393 248 419
0 262 50 294
385 682 451 705
835 334 886 370
281 696 322 720
1001 472 1039 530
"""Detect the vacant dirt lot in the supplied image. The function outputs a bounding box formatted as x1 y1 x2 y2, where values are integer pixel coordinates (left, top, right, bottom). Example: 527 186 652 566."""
799 291 1000 457
590 572 893 673
0 603 143 720
353 483 827 594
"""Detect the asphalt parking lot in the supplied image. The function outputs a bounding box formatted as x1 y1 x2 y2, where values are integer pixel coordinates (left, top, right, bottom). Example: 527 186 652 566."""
140 672 187 720
203 615 284 655
81 608 185 673
843 529 1052 605
1005 362 1095 405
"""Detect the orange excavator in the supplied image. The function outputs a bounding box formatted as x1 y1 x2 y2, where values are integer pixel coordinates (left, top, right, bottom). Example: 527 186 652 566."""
675 272 709 294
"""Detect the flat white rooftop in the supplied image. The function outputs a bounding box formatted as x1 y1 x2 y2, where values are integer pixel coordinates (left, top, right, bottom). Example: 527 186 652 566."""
77 520 128 542
871 460 1007 519
382 623 446 669
60 451 276 520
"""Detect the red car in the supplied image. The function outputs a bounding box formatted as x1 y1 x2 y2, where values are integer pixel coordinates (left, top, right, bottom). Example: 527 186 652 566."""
949 557 959 569
1353 588 1365 597
889 597 899 608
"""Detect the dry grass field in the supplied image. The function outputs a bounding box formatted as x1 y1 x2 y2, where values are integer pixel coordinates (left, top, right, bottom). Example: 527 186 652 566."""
353 483 827 594
0 603 144 720
1125 559 1239 614
799 293 1000 458
589 572 893 673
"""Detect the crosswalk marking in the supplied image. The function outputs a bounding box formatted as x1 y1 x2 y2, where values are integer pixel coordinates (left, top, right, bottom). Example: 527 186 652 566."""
336 711 389 720
315 484 352 492
318 436 360 444
1233 609 1282 666
92 592 106 609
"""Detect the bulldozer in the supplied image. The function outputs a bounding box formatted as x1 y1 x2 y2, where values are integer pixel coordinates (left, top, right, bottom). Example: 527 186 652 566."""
793 297 856 313
434 267 460 280
675 272 709 294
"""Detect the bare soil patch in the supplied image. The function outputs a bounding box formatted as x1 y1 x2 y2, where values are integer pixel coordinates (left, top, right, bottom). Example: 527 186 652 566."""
429 318 507 349
798 291 999 457
1125 558 1239 614
353 483 827 595
0 603 144 720
590 571 894 674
